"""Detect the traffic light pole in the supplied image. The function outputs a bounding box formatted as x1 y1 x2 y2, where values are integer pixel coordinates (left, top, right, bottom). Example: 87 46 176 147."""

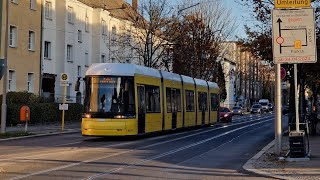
1 0 9 134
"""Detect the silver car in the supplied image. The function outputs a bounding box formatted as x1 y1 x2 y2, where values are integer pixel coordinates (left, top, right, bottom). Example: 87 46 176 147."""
232 106 244 116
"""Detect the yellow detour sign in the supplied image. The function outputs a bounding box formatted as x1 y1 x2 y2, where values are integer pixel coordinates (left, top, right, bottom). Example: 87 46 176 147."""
275 0 311 9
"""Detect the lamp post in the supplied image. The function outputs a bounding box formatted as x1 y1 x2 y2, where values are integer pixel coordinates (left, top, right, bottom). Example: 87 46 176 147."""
1 0 9 133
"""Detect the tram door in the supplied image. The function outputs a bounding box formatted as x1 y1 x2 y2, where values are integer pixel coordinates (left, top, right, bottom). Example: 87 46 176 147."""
137 85 146 134
172 89 177 129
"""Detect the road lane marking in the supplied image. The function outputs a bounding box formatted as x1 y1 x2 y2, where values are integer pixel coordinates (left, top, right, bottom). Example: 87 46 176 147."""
84 119 273 179
5 115 275 180
0 114 273 162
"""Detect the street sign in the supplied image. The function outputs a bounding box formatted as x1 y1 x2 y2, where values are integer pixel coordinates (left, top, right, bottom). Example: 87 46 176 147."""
59 103 69 111
281 67 286 80
60 73 69 87
272 8 317 64
275 0 310 9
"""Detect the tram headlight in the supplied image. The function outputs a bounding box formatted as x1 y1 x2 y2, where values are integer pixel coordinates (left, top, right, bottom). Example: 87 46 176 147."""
114 115 125 119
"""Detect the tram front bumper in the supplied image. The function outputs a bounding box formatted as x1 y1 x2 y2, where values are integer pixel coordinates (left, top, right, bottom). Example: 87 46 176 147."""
82 118 137 136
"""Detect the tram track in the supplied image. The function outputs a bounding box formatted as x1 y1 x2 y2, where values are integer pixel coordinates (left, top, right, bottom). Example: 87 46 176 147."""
0 114 272 162
3 114 274 180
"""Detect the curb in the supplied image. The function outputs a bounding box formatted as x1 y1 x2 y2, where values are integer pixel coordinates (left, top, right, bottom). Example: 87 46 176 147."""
242 140 297 180
0 129 80 142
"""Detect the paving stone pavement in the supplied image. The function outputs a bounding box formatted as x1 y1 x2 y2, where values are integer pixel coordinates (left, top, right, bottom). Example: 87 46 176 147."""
244 134 320 180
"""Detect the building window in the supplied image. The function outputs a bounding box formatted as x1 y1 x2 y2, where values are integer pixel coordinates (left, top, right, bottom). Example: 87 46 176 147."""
111 57 115 63
85 51 89 67
111 26 117 42
28 31 35 51
67 45 73 62
8 70 16 91
11 0 18 4
77 66 81 77
44 1 52 19
78 30 82 42
27 73 34 92
44 41 51 59
85 15 89 32
101 19 107 35
30 0 36 10
67 6 74 24
9 26 17 47
101 54 106 63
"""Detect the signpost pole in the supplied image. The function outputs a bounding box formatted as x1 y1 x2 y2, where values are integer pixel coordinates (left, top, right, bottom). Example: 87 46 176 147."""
275 64 282 155
294 64 300 132
62 86 66 131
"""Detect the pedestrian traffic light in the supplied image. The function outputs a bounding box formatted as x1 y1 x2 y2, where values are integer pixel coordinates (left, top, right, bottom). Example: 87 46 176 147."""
0 59 5 80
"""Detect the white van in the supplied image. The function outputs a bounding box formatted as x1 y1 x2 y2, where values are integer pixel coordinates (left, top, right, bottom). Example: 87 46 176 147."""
259 99 270 112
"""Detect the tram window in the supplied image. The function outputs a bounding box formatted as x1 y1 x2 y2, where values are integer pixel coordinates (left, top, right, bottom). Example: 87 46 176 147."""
84 76 135 114
186 90 194 112
176 89 181 112
211 93 219 111
166 88 172 113
198 92 208 112
145 85 160 113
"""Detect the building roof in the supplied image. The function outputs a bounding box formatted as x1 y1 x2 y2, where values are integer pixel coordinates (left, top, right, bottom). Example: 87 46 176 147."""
78 0 138 21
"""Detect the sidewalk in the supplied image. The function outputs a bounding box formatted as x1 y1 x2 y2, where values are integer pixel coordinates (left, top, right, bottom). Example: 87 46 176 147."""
244 134 320 180
2 121 81 140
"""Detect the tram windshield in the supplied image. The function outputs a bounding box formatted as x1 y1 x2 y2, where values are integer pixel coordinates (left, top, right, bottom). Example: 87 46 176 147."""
84 76 135 115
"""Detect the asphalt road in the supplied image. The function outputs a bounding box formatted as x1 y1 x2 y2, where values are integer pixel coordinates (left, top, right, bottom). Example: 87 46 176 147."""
0 113 287 180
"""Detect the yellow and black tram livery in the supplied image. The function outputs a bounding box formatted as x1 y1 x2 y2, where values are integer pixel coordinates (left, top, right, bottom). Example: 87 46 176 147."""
82 63 219 136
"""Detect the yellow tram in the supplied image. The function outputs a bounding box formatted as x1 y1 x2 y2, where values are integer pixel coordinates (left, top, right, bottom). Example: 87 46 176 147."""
82 63 220 136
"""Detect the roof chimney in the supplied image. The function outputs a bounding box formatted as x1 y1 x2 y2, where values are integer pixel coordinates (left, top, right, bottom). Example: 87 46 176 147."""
132 0 138 11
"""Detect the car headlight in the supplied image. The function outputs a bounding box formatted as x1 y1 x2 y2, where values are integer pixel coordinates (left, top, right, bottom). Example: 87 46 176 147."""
224 114 228 117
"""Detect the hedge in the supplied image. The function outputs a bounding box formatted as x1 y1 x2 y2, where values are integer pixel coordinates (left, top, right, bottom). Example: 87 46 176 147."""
0 92 83 126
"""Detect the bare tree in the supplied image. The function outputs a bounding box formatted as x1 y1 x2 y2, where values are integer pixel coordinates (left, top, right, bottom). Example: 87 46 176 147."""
112 0 176 69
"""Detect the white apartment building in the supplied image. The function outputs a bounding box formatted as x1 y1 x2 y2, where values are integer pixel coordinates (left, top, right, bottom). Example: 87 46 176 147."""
220 42 237 109
41 0 137 103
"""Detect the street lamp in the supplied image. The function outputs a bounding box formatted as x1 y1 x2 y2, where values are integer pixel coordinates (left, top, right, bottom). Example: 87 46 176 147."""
1 0 9 133
177 3 200 15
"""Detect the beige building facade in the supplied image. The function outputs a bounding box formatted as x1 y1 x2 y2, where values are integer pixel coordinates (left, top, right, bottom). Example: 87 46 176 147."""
1 0 42 94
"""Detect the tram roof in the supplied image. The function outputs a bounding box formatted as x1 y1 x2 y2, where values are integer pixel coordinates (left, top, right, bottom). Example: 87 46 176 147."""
194 78 208 87
160 70 181 82
207 81 219 89
181 75 194 84
86 63 161 78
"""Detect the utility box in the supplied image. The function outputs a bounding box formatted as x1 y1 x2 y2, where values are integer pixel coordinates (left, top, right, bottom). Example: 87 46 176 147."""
289 131 306 158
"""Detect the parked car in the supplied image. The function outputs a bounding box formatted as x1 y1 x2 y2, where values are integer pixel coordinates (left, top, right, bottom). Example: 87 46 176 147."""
232 106 244 116
220 107 233 122
251 104 263 114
